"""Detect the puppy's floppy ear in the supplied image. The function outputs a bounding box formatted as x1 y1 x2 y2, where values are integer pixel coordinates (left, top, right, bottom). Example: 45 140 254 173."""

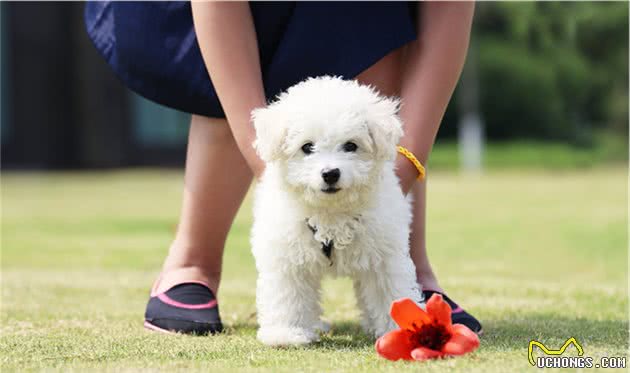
251 105 287 163
367 97 404 161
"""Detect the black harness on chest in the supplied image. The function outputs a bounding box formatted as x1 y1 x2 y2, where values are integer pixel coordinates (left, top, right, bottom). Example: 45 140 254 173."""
306 220 334 264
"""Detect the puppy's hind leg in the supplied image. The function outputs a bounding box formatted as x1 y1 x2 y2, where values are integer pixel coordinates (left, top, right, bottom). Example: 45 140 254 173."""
256 268 323 346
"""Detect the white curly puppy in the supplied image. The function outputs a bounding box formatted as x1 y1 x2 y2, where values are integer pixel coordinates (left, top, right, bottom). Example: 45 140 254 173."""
251 76 423 346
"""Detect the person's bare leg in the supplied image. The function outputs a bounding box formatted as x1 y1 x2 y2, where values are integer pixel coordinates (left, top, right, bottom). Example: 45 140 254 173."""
408 182 442 292
355 48 442 292
154 114 253 295
157 4 267 296
355 48 402 97
398 3 474 291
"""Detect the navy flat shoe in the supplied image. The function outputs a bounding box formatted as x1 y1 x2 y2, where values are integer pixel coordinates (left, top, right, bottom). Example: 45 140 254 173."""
144 281 223 335
423 289 483 335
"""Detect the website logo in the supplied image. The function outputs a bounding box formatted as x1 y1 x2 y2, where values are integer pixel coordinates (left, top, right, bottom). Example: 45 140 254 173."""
528 337 626 369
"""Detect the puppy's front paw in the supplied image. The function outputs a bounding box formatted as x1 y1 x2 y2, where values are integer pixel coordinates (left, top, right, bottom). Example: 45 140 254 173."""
257 326 319 346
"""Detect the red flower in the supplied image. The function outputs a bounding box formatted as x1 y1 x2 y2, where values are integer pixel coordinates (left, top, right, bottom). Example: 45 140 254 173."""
375 294 480 361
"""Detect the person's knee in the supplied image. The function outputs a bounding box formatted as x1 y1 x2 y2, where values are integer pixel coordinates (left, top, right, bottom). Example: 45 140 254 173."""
355 47 403 97
190 115 236 146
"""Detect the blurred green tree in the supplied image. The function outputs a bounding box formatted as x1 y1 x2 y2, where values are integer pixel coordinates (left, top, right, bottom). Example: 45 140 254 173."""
444 2 628 147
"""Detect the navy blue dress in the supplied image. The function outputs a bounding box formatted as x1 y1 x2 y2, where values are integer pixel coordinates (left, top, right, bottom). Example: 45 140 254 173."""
85 2 417 118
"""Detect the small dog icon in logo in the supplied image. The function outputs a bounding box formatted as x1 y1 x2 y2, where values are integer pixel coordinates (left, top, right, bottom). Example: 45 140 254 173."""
528 337 584 366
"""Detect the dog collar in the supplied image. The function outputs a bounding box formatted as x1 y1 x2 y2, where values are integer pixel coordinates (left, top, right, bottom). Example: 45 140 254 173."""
306 220 334 264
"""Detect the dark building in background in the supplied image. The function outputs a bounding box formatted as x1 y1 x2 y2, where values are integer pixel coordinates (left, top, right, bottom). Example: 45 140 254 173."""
1 2 190 169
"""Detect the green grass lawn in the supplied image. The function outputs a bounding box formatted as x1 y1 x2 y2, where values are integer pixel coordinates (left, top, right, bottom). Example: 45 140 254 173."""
1 167 628 372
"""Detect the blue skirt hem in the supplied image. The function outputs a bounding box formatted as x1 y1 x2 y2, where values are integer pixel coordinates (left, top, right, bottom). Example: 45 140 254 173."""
85 2 417 118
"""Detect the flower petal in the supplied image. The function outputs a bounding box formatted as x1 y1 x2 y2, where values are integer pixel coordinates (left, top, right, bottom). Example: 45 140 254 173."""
441 324 480 356
411 346 445 360
426 294 452 330
375 329 415 361
390 298 431 330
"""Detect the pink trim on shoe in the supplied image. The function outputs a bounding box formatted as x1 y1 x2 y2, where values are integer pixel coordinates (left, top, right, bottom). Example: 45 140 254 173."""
156 293 218 310
451 306 464 313
149 273 213 297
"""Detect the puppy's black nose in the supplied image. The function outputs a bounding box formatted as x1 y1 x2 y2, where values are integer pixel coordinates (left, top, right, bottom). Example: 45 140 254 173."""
322 168 340 185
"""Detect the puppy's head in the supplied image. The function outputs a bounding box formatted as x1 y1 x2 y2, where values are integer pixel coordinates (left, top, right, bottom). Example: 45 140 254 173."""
252 76 403 207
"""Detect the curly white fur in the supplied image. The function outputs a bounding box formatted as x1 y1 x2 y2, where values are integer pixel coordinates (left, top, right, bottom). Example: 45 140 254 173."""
251 76 424 346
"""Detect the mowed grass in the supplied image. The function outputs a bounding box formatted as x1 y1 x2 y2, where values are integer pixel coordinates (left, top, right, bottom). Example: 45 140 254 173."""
1 166 628 372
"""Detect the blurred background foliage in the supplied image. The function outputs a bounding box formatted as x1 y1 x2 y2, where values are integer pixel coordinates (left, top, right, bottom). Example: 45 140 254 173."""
442 1 628 150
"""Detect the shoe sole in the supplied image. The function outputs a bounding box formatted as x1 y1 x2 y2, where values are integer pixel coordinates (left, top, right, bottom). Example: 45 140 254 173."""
144 320 176 334
143 320 223 335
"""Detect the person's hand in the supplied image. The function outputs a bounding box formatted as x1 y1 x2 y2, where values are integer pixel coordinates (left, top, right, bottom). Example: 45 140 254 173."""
232 120 265 181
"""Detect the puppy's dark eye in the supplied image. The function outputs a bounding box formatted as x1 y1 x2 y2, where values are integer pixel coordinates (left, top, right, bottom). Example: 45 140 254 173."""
301 142 314 154
342 142 358 152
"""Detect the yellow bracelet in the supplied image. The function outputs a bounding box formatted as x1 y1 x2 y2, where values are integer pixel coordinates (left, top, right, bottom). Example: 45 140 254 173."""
397 146 426 180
